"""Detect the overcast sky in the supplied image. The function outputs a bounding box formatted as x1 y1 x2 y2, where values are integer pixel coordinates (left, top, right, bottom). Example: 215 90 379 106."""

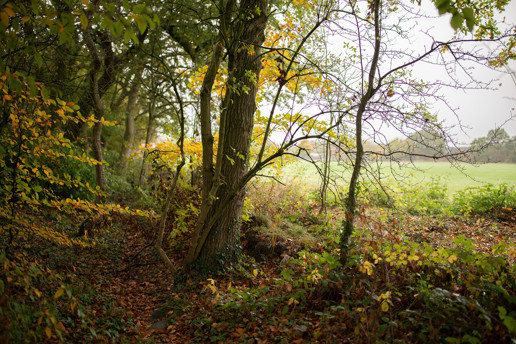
410 1 516 144
266 1 516 145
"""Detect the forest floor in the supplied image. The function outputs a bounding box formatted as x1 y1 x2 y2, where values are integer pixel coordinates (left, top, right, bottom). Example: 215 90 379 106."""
51 207 516 343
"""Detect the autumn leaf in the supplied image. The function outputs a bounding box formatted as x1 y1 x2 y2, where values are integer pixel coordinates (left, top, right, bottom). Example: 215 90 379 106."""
0 11 9 26
381 300 389 312
4 6 15 17
44 326 52 339
54 287 65 300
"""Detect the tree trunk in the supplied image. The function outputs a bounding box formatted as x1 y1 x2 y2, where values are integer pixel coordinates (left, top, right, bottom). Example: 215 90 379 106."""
81 1 111 192
340 0 381 264
138 98 156 187
187 0 268 265
92 120 105 191
117 69 142 171
65 50 118 141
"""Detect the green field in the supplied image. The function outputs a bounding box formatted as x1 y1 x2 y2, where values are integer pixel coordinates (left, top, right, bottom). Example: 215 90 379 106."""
273 161 516 194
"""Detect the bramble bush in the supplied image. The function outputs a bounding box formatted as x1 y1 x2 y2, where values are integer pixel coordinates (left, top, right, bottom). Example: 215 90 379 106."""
452 183 516 215
358 177 452 215
359 177 515 216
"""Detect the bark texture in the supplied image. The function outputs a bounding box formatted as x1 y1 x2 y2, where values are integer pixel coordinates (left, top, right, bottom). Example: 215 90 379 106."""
187 0 268 264
117 69 142 171
82 2 109 191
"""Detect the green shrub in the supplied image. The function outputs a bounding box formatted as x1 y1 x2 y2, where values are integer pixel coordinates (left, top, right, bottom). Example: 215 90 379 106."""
359 178 452 216
452 183 516 215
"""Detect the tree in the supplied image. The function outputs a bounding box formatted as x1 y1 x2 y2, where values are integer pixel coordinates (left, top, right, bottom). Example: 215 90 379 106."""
117 66 143 171
285 0 516 263
470 128 515 163
186 0 269 264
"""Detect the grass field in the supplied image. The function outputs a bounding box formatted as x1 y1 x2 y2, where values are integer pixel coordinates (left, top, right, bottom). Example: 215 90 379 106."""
273 161 516 195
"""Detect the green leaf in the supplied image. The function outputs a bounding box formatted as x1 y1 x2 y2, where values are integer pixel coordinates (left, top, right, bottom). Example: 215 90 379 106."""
435 0 448 8
99 15 111 30
122 0 130 12
80 12 88 30
123 28 138 44
133 4 145 14
450 13 463 30
498 306 516 334
436 0 450 15
465 18 474 31
124 29 131 43
34 52 43 68
112 20 124 38
462 7 474 21
463 8 475 31
152 13 160 26
27 76 37 96
135 14 147 34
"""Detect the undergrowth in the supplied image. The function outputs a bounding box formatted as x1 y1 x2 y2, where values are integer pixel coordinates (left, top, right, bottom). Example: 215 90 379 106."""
192 229 516 343
360 178 515 216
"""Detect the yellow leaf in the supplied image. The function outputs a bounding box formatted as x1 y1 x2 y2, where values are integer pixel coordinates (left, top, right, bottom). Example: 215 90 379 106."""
34 289 41 298
45 326 52 339
381 300 389 312
448 255 458 263
4 7 15 17
54 287 65 300
253 269 258 277
21 15 29 22
288 297 298 305
0 11 9 26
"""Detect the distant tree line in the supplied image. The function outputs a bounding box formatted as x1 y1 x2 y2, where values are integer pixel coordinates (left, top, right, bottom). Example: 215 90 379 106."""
469 128 516 163
302 128 516 163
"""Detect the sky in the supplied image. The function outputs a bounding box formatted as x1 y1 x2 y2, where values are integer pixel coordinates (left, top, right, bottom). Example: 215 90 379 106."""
269 1 516 146
409 1 516 144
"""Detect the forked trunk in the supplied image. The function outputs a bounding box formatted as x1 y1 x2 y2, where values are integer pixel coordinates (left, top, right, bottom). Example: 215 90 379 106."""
187 0 268 264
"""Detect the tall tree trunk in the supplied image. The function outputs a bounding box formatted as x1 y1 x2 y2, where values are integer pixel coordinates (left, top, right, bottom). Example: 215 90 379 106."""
65 50 118 141
117 68 142 171
187 0 268 264
65 16 148 141
340 0 381 264
138 98 156 187
82 1 111 192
